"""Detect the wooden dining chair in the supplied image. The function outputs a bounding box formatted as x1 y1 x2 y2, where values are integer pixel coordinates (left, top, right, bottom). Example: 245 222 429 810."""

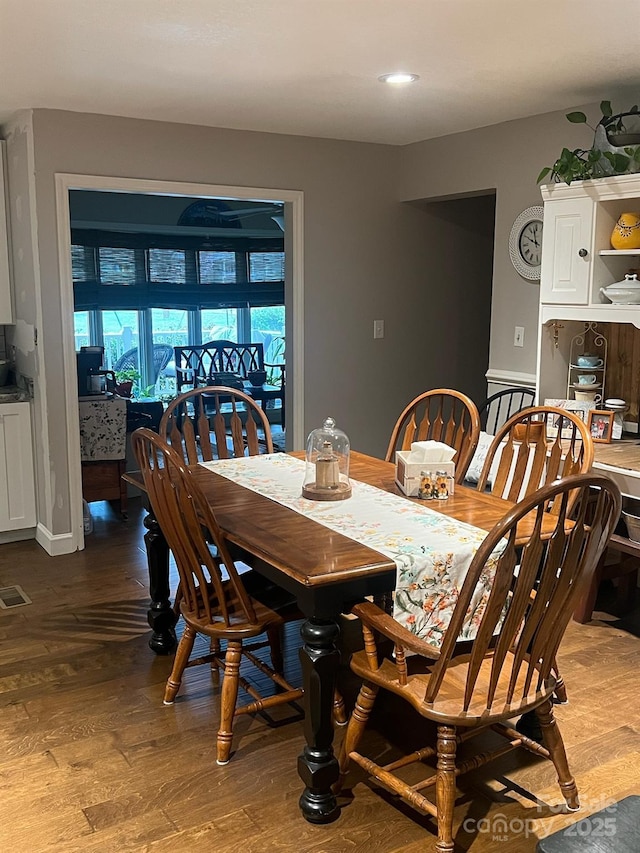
131 427 304 765
476 405 594 512
478 386 535 435
338 473 621 853
385 389 481 483
159 385 273 464
475 405 595 703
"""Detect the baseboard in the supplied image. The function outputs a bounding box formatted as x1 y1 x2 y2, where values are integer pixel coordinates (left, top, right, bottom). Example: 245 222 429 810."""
35 523 77 556
0 527 36 545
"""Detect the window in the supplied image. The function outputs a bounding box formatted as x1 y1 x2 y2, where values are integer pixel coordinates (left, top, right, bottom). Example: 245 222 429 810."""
72 231 285 396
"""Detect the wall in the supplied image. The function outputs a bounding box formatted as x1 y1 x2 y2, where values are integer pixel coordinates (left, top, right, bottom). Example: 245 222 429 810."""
396 104 596 385
1 109 491 544
0 102 603 548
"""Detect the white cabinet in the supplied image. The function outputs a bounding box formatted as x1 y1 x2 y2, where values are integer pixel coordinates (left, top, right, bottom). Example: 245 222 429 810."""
539 173 640 327
0 140 13 324
539 197 593 304
537 173 640 498
0 403 36 531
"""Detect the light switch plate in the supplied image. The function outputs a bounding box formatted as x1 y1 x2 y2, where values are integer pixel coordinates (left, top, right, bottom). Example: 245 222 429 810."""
373 319 384 339
514 326 524 347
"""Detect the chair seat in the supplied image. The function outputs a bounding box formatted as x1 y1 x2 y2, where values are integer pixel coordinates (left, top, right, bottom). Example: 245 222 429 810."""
349 649 555 725
180 580 289 640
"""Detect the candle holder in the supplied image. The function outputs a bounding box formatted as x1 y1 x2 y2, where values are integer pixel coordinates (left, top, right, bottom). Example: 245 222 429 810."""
302 417 352 501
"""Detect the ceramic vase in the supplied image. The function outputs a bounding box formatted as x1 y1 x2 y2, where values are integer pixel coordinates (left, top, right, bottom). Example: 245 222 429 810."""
610 212 640 250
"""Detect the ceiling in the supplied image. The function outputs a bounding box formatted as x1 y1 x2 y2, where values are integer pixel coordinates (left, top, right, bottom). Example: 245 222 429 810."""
2 0 640 146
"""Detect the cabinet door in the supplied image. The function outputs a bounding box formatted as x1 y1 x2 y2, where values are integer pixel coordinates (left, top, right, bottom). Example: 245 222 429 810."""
0 403 36 530
540 197 593 304
0 141 13 324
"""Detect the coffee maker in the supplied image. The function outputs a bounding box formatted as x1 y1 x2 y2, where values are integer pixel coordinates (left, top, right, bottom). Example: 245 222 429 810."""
76 346 115 397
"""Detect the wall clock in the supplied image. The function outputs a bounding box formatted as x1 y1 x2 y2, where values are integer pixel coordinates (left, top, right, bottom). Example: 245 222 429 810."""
509 205 544 281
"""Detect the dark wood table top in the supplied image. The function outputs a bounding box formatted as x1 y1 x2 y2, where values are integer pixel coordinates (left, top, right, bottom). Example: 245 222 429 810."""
182 450 550 589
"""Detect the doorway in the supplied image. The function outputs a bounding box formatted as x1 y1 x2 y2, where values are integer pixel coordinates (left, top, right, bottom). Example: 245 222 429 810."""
55 174 304 550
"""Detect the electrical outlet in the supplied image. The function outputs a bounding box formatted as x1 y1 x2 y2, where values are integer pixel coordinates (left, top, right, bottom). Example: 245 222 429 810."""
373 319 384 339
514 326 525 347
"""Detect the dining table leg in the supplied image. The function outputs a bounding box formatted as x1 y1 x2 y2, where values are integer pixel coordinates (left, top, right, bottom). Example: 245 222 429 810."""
142 508 178 654
297 617 341 823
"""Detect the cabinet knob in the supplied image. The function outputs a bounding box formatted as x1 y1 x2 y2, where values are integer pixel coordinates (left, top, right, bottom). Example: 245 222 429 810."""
578 248 588 258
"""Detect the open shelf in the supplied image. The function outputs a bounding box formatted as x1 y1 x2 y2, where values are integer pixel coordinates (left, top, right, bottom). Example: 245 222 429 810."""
599 249 640 256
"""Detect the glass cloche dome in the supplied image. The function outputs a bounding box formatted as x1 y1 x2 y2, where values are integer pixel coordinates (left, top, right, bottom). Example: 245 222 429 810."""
302 417 352 501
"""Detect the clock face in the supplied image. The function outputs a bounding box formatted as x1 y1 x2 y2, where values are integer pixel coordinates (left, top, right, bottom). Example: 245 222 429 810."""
509 206 544 281
518 220 543 267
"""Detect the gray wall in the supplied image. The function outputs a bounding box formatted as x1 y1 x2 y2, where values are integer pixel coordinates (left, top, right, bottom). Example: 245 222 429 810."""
396 105 593 379
2 109 491 538
1 102 595 542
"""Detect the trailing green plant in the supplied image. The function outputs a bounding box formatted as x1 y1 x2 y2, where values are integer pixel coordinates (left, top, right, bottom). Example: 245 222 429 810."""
114 368 141 385
537 101 640 184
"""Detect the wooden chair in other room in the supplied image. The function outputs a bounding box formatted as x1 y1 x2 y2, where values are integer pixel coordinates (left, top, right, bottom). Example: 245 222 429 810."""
338 474 620 853
385 389 481 483
478 387 535 435
476 405 595 703
131 428 304 765
159 385 273 463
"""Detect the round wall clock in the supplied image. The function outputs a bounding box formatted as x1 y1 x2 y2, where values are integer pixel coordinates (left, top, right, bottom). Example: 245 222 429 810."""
509 205 544 281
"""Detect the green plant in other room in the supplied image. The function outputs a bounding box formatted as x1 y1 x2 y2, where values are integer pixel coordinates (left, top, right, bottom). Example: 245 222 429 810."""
114 368 155 399
537 101 640 184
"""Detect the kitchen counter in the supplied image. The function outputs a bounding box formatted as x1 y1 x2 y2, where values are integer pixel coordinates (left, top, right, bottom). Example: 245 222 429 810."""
0 385 29 403
594 436 640 498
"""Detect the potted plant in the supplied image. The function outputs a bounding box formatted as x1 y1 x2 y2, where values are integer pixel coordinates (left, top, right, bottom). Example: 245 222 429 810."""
537 101 640 184
114 367 140 398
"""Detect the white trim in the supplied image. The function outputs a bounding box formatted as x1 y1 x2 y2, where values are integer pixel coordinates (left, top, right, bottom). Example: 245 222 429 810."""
541 172 640 203
55 174 304 548
55 175 85 551
484 368 536 389
35 523 76 556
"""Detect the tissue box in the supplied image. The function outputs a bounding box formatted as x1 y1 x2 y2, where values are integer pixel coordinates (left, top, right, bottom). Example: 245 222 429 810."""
395 451 455 497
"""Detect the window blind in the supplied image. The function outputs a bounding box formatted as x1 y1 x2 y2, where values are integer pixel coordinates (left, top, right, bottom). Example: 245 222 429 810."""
71 231 284 311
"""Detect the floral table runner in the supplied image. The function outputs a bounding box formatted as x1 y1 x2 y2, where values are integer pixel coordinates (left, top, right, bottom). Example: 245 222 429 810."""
199 454 503 649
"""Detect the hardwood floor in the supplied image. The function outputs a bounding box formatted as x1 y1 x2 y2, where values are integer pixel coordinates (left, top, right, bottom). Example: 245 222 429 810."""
1 499 639 852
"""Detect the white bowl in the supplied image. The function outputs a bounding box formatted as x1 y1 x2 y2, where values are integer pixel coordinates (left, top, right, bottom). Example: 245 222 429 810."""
600 284 640 304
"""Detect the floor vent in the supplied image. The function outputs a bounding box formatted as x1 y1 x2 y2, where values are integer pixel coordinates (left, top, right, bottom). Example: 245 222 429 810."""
0 585 32 609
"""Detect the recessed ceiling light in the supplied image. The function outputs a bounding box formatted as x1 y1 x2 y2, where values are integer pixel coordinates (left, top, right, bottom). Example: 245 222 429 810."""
378 72 419 84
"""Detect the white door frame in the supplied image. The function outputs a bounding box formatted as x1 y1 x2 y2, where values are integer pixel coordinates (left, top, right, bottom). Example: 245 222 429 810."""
55 174 304 550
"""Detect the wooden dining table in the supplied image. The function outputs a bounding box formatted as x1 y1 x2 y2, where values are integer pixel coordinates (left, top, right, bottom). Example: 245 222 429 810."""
126 450 558 824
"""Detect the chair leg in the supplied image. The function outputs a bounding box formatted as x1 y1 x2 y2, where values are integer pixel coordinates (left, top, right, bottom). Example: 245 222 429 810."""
333 688 347 726
616 559 638 613
552 663 568 704
217 640 242 765
210 637 221 685
163 624 196 704
435 724 457 853
534 699 579 811
266 625 284 674
338 681 378 778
